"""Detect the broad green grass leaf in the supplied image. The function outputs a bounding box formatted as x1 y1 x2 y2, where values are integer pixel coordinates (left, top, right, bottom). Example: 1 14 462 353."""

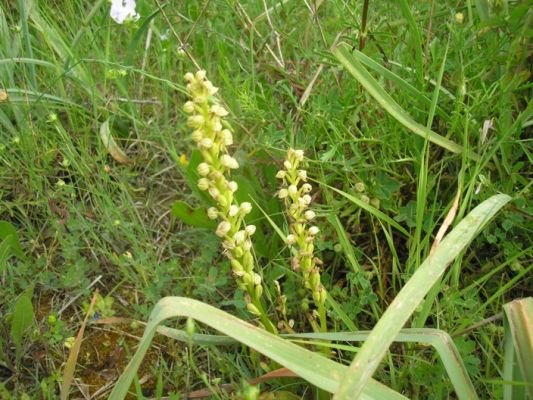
0 221 25 272
10 292 34 362
333 194 511 399
109 297 407 400
171 201 216 229
332 43 479 160
503 297 533 399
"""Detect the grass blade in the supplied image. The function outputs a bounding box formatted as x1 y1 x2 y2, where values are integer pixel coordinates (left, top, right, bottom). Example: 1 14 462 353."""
333 194 511 399
503 297 533 399
109 297 408 400
157 325 476 399
332 43 479 160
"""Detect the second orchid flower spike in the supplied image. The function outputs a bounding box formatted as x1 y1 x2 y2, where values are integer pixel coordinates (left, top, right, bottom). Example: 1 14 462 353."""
277 148 327 332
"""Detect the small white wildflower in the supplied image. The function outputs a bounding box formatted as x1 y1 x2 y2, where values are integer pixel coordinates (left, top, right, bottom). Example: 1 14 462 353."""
197 178 210 191
297 170 307 181
216 221 231 237
221 129 233 146
286 234 296 245
480 119 493 145
240 202 252 215
278 188 289 199
276 170 286 179
245 225 256 236
288 185 298 196
220 154 239 169
294 149 304 161
110 0 140 24
210 104 229 117
304 210 316 220
204 80 218 95
197 162 210 176
302 183 312 193
207 207 218 220
183 101 195 113
309 226 320 235
283 160 292 170
302 194 312 205
227 181 238 192
195 70 207 80
229 205 239 217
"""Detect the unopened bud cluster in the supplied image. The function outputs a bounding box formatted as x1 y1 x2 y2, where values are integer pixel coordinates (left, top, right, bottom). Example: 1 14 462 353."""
277 149 326 310
183 71 265 317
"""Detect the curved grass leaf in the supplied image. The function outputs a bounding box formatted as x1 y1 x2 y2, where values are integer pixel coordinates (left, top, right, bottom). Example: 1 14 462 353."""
109 297 407 400
333 194 511 399
332 43 479 161
171 201 216 229
156 326 476 399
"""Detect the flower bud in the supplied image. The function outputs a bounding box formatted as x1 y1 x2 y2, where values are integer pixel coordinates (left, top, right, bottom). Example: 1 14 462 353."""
210 104 229 116
191 129 203 142
220 154 239 169
207 207 218 220
197 178 210 191
199 138 213 149
204 80 218 95
231 259 244 273
242 239 252 251
355 182 365 193
455 12 464 24
197 162 210 176
184 72 194 81
208 187 220 199
278 188 288 199
304 210 316 220
297 170 307 181
246 303 261 315
195 70 207 80
302 183 312 193
276 170 286 179
229 205 239 217
255 284 263 299
216 221 231 237
293 149 304 161
245 225 256 236
361 194 370 204
283 160 292 170
309 226 320 235
221 129 233 146
286 234 296 245
233 230 246 244
227 181 238 192
187 115 204 128
240 202 252 215
288 185 298 196
253 273 261 285
302 195 312 205
183 101 195 113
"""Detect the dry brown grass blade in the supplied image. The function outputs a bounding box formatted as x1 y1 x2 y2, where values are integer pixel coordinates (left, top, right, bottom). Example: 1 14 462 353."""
430 190 460 257
60 289 99 400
